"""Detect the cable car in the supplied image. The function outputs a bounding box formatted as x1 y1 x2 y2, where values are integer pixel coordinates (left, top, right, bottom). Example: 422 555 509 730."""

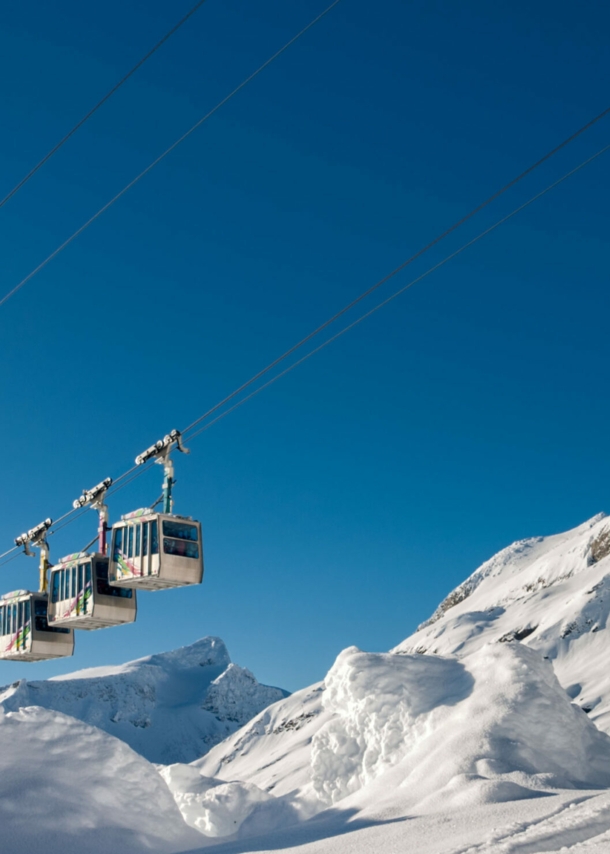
109 509 203 590
47 552 136 630
0 590 74 661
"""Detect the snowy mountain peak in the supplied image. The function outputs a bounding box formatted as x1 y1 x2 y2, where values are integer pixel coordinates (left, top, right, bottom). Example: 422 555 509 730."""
394 512 610 730
0 636 288 764
415 513 610 632
50 636 232 682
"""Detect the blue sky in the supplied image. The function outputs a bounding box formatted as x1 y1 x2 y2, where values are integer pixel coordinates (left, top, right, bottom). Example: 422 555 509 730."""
0 0 608 691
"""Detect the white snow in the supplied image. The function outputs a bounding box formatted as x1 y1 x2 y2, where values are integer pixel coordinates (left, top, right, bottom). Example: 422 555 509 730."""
0 704 202 854
180 513 610 849
0 636 287 764
7 513 610 853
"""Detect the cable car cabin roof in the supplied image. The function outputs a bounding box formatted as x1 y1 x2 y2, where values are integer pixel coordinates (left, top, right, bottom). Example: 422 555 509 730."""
116 509 196 524
120 508 154 521
57 552 92 567
2 589 38 602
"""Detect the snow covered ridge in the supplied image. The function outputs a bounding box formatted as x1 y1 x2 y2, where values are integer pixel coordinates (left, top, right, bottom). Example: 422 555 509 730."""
175 640 610 839
157 512 610 841
0 637 288 764
394 512 610 732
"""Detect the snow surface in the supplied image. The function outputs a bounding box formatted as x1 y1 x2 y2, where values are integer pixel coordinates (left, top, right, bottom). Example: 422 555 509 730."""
177 513 610 849
0 636 288 763
394 512 610 732
8 513 610 853
0 704 202 853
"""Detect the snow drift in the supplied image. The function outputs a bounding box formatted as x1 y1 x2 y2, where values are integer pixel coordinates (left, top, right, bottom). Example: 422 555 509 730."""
0 636 287 764
0 704 201 854
190 640 610 833
183 514 610 837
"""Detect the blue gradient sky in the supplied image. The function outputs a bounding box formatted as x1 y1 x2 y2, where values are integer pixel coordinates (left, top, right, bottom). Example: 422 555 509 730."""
0 0 608 691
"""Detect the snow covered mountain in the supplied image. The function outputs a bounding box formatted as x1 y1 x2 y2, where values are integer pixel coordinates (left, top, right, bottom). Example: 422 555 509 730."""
0 636 288 764
394 512 610 731
160 513 610 843
7 514 610 853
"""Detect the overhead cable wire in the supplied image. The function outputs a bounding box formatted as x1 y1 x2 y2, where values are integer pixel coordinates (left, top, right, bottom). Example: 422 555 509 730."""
185 142 610 440
1 139 607 567
0 0 342 311
0 0 210 211
180 105 610 439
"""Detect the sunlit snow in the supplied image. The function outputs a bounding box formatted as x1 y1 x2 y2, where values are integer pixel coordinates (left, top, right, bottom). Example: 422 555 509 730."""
6 514 610 852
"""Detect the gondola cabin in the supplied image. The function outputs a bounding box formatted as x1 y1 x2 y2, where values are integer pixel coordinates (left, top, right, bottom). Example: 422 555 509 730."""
48 552 136 630
109 509 203 590
0 590 74 661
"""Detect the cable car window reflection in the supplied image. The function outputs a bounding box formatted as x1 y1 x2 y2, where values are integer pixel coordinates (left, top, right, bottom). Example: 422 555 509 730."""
51 571 60 604
113 527 122 559
35 598 70 634
162 538 199 559
96 559 133 599
151 521 159 555
162 520 198 541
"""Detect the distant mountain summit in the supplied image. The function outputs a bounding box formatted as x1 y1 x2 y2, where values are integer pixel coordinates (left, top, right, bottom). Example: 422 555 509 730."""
0 636 288 764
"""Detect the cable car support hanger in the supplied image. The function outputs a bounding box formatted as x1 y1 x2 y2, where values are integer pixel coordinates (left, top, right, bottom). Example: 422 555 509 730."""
73 477 113 555
136 429 189 514
15 518 53 592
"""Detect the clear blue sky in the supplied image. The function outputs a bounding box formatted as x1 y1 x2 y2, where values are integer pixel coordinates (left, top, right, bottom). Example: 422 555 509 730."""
0 0 608 691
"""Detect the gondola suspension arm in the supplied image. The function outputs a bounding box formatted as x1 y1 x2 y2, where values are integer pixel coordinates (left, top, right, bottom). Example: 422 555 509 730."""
14 518 53 592
135 430 189 514
73 478 113 555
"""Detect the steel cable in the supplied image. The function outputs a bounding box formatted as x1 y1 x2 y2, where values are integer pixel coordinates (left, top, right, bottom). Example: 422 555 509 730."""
0 0 210 211
0 124 607 566
185 142 610 441
0 0 342 311
180 106 610 440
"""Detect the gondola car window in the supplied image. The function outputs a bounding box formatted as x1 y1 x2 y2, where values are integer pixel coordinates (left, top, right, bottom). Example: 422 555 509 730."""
34 599 70 634
23 600 30 631
163 537 199 559
135 524 141 558
162 520 198 541
142 522 148 557
96 559 133 599
127 526 134 559
51 571 60 603
151 520 159 555
113 527 122 558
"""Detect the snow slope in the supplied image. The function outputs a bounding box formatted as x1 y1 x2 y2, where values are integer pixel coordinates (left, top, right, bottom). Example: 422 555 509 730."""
167 513 610 844
8 514 610 853
187 640 610 837
394 512 610 731
0 704 202 854
0 636 287 764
